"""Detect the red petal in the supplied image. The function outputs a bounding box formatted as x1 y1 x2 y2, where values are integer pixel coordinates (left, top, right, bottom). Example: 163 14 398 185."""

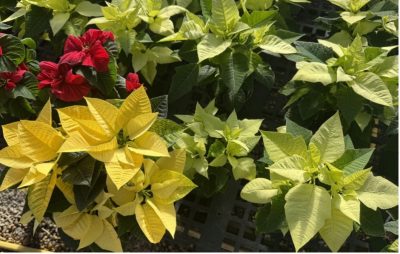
5 81 16 91
81 29 103 45
88 41 109 72
59 51 85 66
64 35 83 53
126 73 141 92
53 70 91 102
37 61 59 84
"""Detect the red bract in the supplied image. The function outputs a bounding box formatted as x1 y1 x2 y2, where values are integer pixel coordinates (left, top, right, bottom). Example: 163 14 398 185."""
0 46 3 56
0 64 27 91
37 61 91 102
126 72 142 92
60 29 114 72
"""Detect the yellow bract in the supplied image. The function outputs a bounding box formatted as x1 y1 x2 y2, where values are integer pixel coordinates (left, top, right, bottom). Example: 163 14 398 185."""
0 100 64 191
53 205 123 252
110 149 196 244
58 86 169 190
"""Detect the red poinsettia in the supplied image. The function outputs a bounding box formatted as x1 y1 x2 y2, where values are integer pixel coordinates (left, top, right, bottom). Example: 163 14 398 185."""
0 46 3 56
0 64 27 91
37 61 91 102
126 73 142 92
59 29 114 72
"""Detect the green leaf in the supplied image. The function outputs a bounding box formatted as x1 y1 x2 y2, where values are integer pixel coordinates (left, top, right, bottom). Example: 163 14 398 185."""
285 184 331 251
241 178 278 203
309 112 345 163
349 72 393 107
12 86 35 100
50 12 70 35
292 61 336 85
384 220 398 235
200 0 212 18
210 0 240 33
291 41 335 63
73 170 106 211
217 50 251 106
258 35 297 55
371 56 398 79
25 6 52 39
261 131 307 162
356 173 398 210
197 34 232 62
149 119 185 147
255 194 286 233
75 2 103 17
360 203 385 237
168 63 199 103
150 95 168 118
240 10 276 27
285 118 312 144
62 156 96 186
332 148 374 175
268 155 310 183
319 208 353 252
0 34 25 72
336 87 364 127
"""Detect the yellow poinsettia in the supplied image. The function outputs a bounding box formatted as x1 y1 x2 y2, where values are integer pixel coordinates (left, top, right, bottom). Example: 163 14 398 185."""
111 149 196 243
57 87 169 189
0 100 65 222
53 203 122 252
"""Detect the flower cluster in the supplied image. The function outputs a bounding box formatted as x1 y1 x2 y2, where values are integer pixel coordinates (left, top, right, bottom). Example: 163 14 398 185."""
37 29 141 102
0 87 196 250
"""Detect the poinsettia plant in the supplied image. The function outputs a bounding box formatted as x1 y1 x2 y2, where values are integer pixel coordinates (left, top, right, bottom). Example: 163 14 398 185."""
241 113 398 251
174 100 263 196
0 87 196 250
281 35 398 155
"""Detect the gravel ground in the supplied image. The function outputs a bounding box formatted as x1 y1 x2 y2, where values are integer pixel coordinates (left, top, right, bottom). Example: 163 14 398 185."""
0 188 68 252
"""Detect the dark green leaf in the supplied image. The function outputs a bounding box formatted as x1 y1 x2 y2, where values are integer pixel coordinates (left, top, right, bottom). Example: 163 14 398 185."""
58 152 88 168
73 165 106 211
168 63 199 103
0 33 25 71
286 117 312 143
149 118 185 147
24 6 51 39
360 204 385 237
336 87 364 129
332 148 374 175
178 40 199 62
255 194 286 233
62 156 96 186
194 167 230 198
150 95 168 118
286 41 335 63
217 50 251 108
12 85 35 100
